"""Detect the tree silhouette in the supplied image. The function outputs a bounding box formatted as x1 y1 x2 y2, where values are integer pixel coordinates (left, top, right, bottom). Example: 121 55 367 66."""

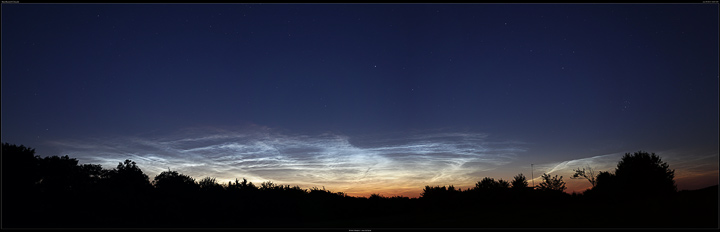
153 170 199 193
2 143 41 227
2 143 40 190
198 177 224 192
421 185 450 199
103 159 152 194
3 143 716 228
571 165 597 187
537 173 566 192
497 179 510 188
260 180 280 190
79 163 105 184
614 151 676 198
587 170 618 199
511 173 528 189
36 155 82 192
594 171 616 190
225 177 258 200
369 193 385 200
475 177 510 190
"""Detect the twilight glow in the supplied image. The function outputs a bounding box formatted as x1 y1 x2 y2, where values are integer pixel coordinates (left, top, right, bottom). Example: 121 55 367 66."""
2 4 717 198
48 125 717 197
50 126 525 197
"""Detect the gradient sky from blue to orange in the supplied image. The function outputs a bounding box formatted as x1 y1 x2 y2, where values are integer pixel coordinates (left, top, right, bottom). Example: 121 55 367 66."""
2 3 718 197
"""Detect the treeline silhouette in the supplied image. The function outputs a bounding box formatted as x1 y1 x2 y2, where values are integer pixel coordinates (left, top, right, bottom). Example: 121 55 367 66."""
2 143 716 228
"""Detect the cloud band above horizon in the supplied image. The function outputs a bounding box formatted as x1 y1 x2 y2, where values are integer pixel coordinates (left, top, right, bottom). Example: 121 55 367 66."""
48 127 527 196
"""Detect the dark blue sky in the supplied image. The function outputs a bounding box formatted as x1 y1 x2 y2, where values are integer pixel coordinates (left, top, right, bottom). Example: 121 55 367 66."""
2 4 718 196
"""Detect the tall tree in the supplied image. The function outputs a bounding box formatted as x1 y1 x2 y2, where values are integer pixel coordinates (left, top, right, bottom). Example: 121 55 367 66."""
537 173 567 192
36 155 81 192
614 151 676 197
103 159 152 194
2 143 40 189
153 170 199 193
571 165 597 187
590 171 618 196
511 173 529 189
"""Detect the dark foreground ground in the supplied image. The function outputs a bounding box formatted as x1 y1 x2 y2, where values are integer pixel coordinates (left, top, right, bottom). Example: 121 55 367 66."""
3 185 716 229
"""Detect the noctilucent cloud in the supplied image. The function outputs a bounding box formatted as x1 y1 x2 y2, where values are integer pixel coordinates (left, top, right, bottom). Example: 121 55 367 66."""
2 4 718 197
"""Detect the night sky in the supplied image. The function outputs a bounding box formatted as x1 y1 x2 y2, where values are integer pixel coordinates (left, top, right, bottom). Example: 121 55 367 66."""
2 3 718 197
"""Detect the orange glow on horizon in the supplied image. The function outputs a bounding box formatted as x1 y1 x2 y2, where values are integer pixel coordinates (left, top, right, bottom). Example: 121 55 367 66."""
250 172 718 199
212 164 718 199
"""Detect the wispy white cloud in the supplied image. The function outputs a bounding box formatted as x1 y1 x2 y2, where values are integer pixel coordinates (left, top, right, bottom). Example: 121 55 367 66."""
529 150 720 192
49 127 526 196
526 153 625 192
533 153 622 175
